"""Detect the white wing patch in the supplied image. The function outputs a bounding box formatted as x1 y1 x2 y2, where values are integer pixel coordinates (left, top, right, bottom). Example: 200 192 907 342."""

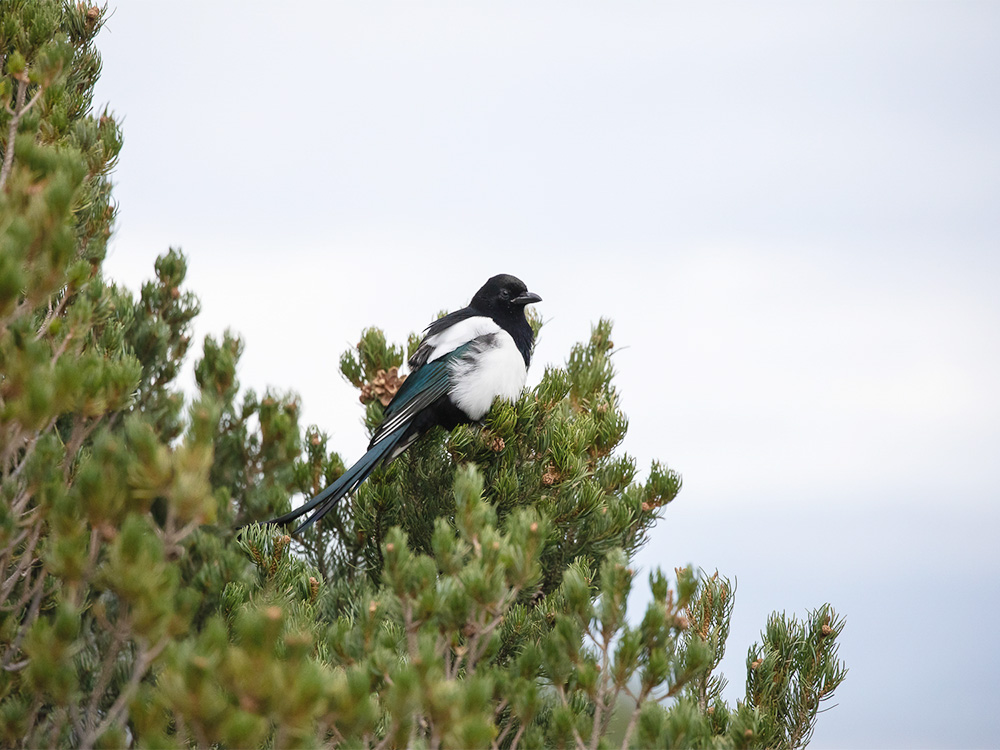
448 330 527 420
416 316 501 365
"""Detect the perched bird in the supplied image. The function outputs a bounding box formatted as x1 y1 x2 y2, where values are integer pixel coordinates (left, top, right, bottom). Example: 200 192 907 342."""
268 274 541 533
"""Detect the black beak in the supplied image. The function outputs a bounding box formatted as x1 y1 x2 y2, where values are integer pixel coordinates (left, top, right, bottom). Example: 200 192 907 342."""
512 291 542 305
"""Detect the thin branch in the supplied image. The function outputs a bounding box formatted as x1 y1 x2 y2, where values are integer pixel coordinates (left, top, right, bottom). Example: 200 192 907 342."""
509 722 526 750
1 569 45 670
62 415 103 482
0 79 27 190
492 698 509 722
618 700 644 750
49 321 80 363
0 298 31 336
0 78 45 191
272 723 287 750
2 523 42 602
492 705 514 750
23 692 45 746
6 415 58 484
78 636 168 750
619 680 654 750
34 287 72 341
0 518 40 603
1 423 24 476
588 621 615 750
82 620 129 731
401 600 419 662
47 706 69 748
440 634 456 681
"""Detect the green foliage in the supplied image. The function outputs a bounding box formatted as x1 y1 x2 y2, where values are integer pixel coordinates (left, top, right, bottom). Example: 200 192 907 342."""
744 605 848 749
0 4 847 748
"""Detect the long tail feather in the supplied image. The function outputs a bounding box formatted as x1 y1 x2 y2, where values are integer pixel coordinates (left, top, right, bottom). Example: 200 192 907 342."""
267 426 408 534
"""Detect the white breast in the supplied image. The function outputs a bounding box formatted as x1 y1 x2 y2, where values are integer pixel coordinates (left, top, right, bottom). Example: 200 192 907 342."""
448 330 527 420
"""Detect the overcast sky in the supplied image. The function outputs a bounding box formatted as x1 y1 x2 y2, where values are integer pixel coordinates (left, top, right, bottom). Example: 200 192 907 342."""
93 3 1000 746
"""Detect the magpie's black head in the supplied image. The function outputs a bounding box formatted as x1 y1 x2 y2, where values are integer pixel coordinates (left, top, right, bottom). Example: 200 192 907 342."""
470 274 542 318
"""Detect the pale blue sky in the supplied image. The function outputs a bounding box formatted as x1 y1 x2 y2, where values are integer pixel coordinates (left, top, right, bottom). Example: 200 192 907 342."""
95 3 1000 746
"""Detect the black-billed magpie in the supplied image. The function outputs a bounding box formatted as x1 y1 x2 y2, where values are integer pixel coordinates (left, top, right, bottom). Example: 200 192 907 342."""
268 274 541 534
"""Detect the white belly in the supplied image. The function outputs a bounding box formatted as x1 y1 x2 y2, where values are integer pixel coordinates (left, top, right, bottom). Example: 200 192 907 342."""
448 331 527 420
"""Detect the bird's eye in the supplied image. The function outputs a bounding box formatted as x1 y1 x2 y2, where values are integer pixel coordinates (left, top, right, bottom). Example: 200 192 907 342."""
499 289 510 300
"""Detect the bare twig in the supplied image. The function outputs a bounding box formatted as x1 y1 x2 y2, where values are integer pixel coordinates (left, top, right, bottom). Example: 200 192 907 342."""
47 706 69 748
1 568 46 671
81 620 129 732
78 636 168 749
49 321 80 363
0 79 27 190
588 621 616 750
23 693 45 747
401 600 419 662
6 415 59 483
509 722 526 750
0 521 43 608
1 77 46 191
62 416 103 482
492 705 514 750
619 677 657 750
34 288 72 341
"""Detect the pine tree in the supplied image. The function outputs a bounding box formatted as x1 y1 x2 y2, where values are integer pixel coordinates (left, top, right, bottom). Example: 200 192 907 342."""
0 4 846 748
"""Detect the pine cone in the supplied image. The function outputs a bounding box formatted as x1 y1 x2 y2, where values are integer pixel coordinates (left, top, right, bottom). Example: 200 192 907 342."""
482 430 505 452
359 366 406 406
541 465 561 486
